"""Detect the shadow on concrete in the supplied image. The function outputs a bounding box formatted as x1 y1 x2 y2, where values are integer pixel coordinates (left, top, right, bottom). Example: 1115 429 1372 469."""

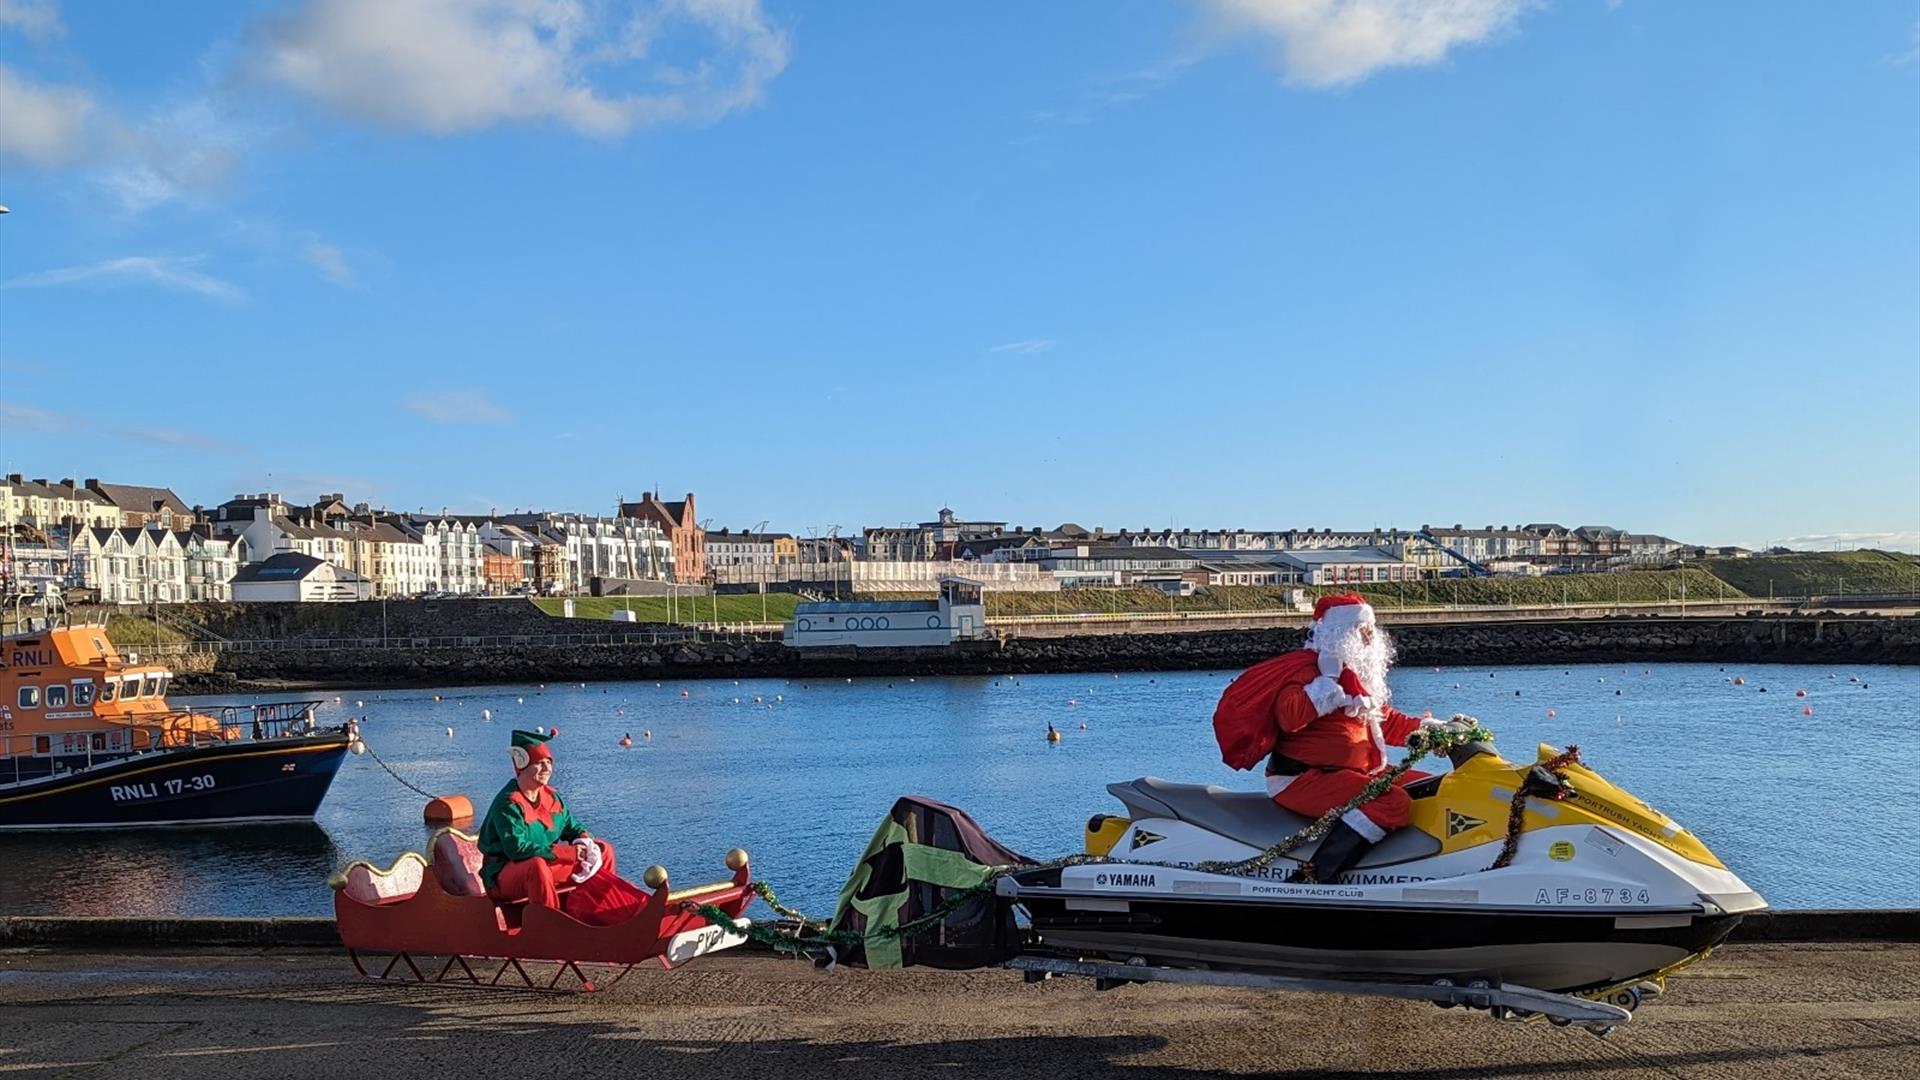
5 982 1911 1080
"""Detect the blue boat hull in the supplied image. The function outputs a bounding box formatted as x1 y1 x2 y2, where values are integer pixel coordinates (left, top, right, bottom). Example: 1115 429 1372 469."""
0 737 351 829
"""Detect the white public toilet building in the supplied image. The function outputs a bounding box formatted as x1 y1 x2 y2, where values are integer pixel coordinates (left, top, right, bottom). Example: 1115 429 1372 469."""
784 576 987 648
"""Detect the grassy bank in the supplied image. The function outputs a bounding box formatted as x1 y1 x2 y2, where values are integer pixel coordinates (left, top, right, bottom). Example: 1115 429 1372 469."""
532 594 801 624
101 613 190 647
1699 550 1920 599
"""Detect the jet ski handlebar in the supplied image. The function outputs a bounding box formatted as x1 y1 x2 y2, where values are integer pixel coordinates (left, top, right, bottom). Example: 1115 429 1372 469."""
1408 714 1497 768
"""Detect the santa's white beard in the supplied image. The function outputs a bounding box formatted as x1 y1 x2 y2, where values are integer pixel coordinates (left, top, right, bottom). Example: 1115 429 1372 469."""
1318 625 1396 704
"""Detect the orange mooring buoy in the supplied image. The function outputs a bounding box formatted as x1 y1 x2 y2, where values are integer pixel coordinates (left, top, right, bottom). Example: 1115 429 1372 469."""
425 795 472 823
1803 705 1813 716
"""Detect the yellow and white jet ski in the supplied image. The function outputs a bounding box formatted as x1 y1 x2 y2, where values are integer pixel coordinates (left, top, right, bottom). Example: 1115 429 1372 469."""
999 731 1764 1029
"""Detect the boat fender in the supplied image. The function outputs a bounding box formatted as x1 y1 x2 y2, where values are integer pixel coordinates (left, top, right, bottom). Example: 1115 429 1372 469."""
424 795 473 823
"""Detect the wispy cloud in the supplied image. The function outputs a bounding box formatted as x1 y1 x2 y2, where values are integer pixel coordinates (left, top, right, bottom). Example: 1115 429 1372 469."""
0 400 247 451
988 339 1059 355
302 241 355 285
1027 61 1193 128
403 388 513 424
0 401 71 432
1201 0 1536 88
1893 18 1920 66
94 97 244 214
120 426 245 452
0 0 63 41
254 0 790 137
1 254 247 303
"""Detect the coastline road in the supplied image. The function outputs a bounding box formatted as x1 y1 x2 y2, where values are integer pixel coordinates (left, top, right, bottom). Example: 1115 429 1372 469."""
1 943 1914 1078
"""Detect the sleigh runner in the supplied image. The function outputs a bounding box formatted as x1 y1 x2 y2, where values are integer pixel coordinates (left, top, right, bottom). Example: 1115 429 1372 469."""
331 827 755 992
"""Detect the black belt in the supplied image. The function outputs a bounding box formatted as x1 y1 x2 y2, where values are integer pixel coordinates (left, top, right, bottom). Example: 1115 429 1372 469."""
1266 750 1310 776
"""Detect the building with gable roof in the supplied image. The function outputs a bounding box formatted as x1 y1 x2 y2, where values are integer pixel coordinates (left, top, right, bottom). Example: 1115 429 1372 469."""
620 492 705 584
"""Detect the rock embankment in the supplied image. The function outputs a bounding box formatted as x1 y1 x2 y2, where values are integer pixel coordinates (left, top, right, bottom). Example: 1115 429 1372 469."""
169 613 1918 693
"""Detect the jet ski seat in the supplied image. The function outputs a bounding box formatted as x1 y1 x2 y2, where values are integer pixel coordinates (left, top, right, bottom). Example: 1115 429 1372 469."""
1108 777 1442 867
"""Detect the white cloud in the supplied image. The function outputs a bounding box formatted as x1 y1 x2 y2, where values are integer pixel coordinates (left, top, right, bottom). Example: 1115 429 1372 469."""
255 0 789 137
1 254 248 303
302 242 355 285
403 388 514 424
1202 0 1535 87
1772 531 1920 555
0 63 239 212
988 339 1059 355
0 62 96 167
0 0 62 40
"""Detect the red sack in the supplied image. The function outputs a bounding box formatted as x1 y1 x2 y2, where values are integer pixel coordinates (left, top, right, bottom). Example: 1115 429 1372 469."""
562 870 652 927
1212 649 1320 770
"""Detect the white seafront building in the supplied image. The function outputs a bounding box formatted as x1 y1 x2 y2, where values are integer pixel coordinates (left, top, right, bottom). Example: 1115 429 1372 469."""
784 576 988 648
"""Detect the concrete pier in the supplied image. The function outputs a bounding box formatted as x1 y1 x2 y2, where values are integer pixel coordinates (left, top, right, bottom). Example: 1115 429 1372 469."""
1 942 1914 1078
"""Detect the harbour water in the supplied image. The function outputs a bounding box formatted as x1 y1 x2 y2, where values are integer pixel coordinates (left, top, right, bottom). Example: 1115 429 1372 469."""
3 662 1914 916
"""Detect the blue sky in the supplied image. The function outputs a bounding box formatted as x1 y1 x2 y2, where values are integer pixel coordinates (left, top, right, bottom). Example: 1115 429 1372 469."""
1 0 1916 551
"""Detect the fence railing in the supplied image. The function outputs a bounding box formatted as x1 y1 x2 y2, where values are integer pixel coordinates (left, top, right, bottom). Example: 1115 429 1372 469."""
0 700 327 788
134 627 779 656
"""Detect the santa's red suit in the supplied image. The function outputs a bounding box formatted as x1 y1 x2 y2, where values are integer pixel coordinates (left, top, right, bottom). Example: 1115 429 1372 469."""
1239 595 1437 846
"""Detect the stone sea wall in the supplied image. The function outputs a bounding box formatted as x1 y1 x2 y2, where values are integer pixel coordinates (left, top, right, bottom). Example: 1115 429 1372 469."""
169 613 1919 693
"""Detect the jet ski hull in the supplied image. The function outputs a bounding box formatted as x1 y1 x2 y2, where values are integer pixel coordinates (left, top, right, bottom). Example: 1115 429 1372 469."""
1015 885 1744 992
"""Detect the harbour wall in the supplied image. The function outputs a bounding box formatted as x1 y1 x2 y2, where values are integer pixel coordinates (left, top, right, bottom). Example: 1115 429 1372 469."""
163 611 1920 693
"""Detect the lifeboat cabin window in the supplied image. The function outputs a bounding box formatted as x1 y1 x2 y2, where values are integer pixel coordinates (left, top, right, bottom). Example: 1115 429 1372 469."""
98 678 117 703
90 733 108 752
71 680 95 707
16 686 39 709
143 674 162 698
120 677 140 701
45 685 67 709
34 735 51 756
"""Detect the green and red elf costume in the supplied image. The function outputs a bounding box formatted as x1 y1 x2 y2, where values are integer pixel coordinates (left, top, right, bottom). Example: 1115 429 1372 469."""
481 729 609 907
479 729 648 925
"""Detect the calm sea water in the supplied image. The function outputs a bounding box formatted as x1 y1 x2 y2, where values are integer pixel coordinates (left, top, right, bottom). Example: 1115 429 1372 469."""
3 662 1914 916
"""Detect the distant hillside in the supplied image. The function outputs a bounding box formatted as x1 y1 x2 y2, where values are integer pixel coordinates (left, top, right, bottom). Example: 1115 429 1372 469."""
1339 566 1743 609
1697 550 1920 599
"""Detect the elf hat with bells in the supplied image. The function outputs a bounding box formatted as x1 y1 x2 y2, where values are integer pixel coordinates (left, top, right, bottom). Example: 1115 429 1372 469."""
508 728 556 770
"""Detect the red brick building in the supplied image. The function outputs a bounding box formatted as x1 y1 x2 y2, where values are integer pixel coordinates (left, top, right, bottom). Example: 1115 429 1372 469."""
622 491 707 584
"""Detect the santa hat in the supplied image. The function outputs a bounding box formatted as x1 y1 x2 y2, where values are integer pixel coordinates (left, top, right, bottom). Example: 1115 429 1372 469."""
1312 593 1375 636
509 728 554 770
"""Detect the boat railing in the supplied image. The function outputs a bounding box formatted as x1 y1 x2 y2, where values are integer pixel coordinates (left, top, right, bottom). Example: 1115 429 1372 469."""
0 699 332 789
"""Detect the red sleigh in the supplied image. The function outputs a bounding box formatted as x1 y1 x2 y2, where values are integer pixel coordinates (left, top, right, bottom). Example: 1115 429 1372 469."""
331 828 755 992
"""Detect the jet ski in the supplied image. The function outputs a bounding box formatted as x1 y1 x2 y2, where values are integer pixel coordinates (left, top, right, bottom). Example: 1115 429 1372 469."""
997 729 1764 1025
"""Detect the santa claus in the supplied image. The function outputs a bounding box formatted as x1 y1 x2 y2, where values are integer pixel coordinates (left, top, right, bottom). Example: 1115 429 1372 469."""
1214 594 1445 883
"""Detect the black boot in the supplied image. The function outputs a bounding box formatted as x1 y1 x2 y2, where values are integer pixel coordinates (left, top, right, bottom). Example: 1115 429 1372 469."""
1295 820 1375 884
